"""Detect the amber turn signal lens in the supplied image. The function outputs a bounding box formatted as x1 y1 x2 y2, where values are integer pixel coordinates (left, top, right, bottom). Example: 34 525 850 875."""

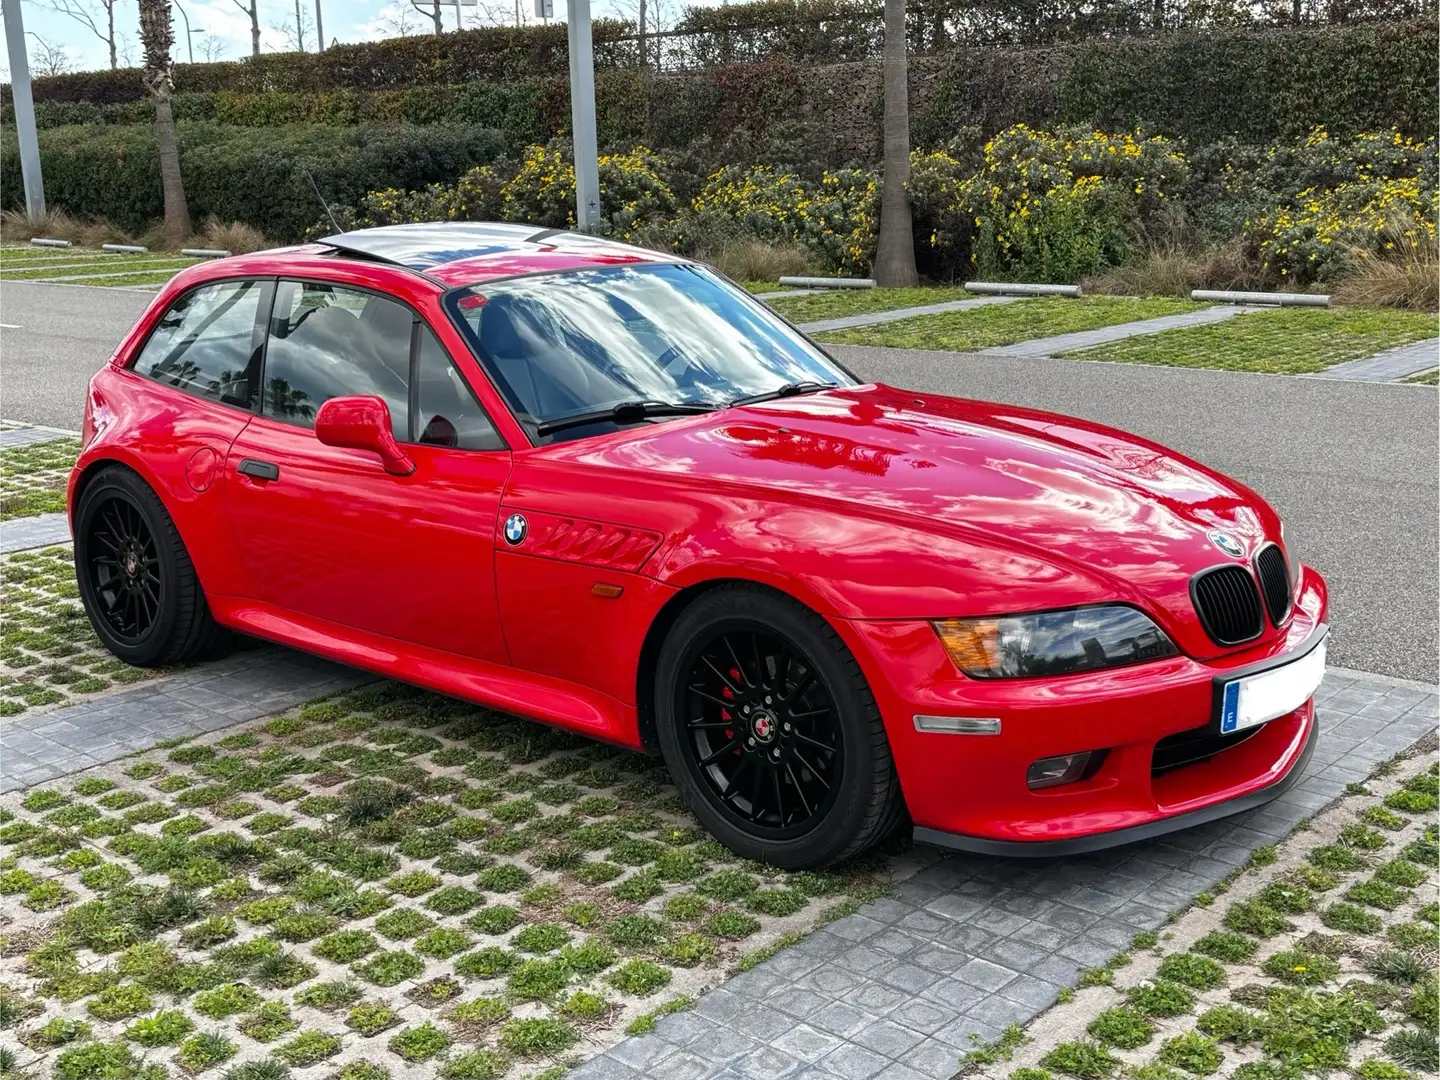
931 619 1001 675
591 582 624 599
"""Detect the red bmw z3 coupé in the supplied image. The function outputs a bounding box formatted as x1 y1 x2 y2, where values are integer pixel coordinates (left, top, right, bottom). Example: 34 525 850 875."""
69 223 1328 869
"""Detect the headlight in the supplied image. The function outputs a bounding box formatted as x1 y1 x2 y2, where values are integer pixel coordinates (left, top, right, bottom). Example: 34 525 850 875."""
933 605 1178 679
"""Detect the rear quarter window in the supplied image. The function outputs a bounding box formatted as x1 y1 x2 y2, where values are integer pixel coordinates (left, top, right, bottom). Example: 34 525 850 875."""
132 280 264 408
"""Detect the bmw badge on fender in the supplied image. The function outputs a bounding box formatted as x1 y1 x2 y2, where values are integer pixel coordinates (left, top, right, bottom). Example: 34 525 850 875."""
67 223 1327 870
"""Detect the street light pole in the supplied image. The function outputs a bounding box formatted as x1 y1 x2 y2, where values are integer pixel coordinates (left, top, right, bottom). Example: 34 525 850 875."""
2 0 45 217
316 0 325 50
173 0 196 62
566 0 600 230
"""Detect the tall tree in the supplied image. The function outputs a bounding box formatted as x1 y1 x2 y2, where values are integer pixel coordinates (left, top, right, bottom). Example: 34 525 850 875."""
228 0 262 56
138 0 191 241
44 0 121 69
873 0 918 286
411 0 443 32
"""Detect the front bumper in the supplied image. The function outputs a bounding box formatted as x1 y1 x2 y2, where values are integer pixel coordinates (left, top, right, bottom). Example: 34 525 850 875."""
837 567 1328 855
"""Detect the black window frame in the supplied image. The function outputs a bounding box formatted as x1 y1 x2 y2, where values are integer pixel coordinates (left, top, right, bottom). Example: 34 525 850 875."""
257 276 509 452
127 276 276 414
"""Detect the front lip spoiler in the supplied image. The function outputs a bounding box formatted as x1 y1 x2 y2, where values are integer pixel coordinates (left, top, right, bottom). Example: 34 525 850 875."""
913 713 1318 859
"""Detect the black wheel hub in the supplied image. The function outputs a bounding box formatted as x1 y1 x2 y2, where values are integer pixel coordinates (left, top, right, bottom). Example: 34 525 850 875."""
88 497 161 643
680 627 840 834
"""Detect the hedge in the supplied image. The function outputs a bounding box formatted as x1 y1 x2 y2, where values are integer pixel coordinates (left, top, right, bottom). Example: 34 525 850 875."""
0 22 639 107
7 22 1432 159
0 123 506 241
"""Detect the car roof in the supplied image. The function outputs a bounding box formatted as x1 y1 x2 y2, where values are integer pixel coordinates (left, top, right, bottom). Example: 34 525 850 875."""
315 222 682 289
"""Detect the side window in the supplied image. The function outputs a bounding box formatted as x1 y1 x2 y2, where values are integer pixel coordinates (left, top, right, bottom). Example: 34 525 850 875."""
262 281 410 437
413 327 504 451
132 280 263 407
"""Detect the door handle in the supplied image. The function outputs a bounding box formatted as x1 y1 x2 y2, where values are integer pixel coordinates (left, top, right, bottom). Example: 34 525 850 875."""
238 458 280 481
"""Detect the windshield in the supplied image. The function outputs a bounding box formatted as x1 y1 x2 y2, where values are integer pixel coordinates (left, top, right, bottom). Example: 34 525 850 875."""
443 263 852 438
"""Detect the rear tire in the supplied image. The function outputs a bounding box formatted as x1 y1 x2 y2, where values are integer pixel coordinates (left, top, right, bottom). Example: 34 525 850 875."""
74 466 224 667
654 584 905 870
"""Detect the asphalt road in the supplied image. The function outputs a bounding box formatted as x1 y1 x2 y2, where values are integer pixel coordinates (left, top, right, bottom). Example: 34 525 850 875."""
836 344 1439 684
0 282 154 430
0 281 1433 682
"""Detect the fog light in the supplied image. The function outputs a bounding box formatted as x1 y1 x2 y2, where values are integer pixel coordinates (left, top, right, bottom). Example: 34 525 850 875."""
1027 752 1095 790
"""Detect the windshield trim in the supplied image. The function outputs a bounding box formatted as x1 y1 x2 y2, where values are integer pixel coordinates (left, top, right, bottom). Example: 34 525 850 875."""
440 261 859 447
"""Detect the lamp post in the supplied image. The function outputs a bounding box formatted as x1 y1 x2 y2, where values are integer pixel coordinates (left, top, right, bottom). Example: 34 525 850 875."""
2 0 45 216
565 0 599 229
171 0 206 62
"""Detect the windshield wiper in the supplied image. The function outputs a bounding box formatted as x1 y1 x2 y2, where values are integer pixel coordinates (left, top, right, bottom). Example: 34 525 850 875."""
729 380 837 408
535 400 716 437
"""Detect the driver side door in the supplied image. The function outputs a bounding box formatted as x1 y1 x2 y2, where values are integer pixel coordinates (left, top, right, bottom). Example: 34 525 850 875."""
220 278 513 665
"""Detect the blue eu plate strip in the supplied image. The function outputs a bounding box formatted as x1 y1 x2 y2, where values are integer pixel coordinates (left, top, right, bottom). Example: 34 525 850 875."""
1220 680 1241 734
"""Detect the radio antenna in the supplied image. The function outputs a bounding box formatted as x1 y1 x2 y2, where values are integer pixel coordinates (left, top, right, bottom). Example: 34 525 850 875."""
303 164 343 235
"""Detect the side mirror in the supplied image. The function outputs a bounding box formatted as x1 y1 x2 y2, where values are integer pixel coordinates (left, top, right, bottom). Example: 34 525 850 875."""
314 396 415 476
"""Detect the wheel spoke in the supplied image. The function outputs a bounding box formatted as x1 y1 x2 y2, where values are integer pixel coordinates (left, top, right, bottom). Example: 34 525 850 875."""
687 719 735 730
723 636 749 689
793 749 830 790
771 766 786 826
746 762 764 821
697 740 739 768
688 685 735 710
701 655 742 696
719 756 752 801
784 761 812 817
793 731 834 753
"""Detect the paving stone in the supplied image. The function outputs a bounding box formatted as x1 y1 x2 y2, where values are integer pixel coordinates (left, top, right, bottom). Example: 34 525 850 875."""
989 304 1257 358
902 1038 970 1080
805 1000 874 1040
607 1032 679 1071
733 1044 802 1080
1307 336 1439 381
0 512 71 552
770 1023 845 1064
569 1056 645 1080
850 1017 926 1058
813 1043 892 1080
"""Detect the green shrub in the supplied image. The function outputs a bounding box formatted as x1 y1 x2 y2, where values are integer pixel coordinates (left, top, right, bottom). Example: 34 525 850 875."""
0 122 507 242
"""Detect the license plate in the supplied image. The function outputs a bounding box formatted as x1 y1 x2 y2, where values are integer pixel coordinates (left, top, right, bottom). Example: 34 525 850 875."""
1220 639 1327 735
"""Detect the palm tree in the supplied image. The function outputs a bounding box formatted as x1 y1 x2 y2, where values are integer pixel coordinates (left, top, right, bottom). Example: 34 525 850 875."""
873 0 918 287
138 0 190 241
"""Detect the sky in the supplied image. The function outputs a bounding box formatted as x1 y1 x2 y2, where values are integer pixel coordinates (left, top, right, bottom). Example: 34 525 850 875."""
2 0 663 76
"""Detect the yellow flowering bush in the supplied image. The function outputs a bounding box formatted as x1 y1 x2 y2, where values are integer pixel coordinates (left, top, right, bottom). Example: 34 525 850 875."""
907 149 973 279
959 124 1187 281
691 165 877 274
500 144 677 238
1246 176 1439 284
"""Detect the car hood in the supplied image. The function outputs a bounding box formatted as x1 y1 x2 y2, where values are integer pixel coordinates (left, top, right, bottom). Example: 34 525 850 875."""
532 384 1281 650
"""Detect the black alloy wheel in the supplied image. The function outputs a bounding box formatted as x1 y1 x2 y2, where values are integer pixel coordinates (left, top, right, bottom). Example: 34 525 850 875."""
655 584 904 869
681 625 841 835
74 465 224 667
86 496 162 644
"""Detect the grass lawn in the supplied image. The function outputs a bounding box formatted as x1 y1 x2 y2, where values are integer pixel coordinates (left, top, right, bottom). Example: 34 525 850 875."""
1405 368 1438 385
741 280 797 294
818 295 1202 350
767 285 971 324
0 677 897 1080
0 258 197 281
1066 306 1440 374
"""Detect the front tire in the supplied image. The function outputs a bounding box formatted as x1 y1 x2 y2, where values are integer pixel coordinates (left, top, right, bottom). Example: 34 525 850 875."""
654 584 904 870
74 466 223 667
